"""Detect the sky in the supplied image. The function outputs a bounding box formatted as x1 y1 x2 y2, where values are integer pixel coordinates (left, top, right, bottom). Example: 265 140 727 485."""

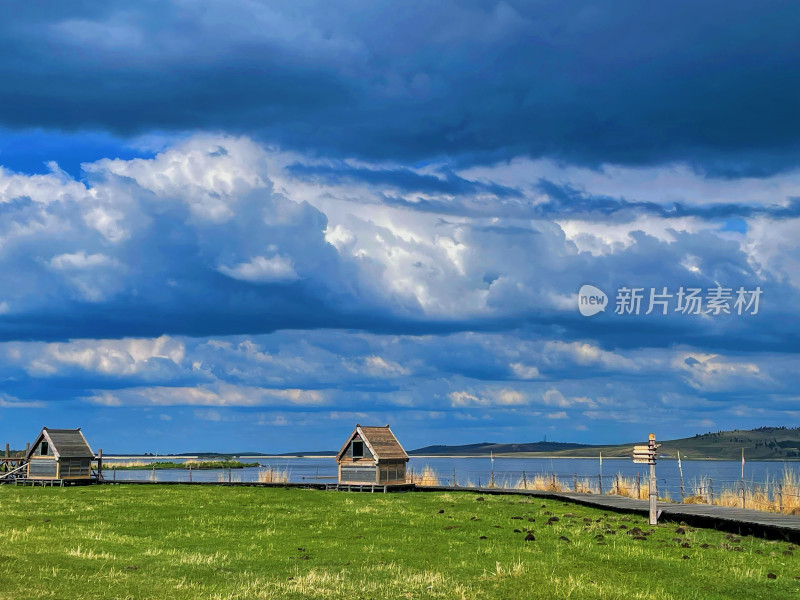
0 1 799 453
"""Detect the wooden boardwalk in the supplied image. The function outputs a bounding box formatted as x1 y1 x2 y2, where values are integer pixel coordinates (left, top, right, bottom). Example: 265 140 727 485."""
419 485 800 543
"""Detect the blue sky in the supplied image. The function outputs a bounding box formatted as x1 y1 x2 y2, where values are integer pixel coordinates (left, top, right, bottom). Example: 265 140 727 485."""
0 2 798 453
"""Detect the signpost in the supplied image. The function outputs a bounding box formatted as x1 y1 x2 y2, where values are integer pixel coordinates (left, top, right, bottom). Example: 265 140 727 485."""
631 433 660 525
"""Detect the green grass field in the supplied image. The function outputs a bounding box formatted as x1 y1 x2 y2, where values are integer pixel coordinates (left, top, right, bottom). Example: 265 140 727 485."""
0 485 798 599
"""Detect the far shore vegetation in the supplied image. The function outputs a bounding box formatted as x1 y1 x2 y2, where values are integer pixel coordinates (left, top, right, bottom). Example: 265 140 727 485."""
105 459 260 470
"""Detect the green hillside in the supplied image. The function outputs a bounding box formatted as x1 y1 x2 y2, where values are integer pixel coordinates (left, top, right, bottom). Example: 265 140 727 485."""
512 427 800 460
410 441 590 455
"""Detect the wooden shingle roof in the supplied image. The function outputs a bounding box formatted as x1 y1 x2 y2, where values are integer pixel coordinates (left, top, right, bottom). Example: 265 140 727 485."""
25 428 95 459
336 425 408 462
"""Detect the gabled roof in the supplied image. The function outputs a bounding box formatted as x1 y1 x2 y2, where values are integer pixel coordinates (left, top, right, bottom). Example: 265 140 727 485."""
336 425 408 462
25 428 95 460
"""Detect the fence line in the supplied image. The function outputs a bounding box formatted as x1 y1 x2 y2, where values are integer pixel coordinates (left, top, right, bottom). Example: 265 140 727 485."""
11 459 800 516
404 466 800 514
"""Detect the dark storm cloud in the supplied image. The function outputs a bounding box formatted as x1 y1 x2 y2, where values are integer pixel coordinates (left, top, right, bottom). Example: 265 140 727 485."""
532 181 800 221
375 178 800 222
3 1 800 174
286 162 523 199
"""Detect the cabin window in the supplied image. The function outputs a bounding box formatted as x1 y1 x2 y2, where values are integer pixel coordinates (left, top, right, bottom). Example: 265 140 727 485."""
352 440 364 458
40 442 49 456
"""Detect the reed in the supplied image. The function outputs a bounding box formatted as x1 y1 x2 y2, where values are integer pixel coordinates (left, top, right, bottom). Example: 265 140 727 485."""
409 466 440 486
605 474 649 500
573 476 599 494
256 466 289 483
674 468 800 514
105 459 259 470
104 459 152 468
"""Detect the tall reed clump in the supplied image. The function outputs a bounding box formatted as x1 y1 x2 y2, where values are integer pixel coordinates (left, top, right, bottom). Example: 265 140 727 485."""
104 459 152 468
781 468 800 514
256 466 289 483
713 477 789 513
409 466 440 486
683 475 713 504
680 471 800 514
573 477 600 494
605 474 649 500
511 473 567 492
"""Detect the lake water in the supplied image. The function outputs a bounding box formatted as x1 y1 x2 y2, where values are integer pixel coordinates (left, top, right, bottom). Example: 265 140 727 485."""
105 456 800 498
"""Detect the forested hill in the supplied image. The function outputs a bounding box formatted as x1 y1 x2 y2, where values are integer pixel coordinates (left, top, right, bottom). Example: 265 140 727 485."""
408 441 591 456
408 427 800 460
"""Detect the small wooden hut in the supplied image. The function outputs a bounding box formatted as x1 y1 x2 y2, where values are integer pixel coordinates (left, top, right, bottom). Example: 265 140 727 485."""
336 424 408 485
25 428 97 481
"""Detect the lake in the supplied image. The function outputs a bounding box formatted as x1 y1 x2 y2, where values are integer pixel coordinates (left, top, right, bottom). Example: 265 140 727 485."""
105 455 800 499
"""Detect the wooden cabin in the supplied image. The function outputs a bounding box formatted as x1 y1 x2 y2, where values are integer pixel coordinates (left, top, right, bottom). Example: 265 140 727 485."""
25 428 96 481
336 425 409 485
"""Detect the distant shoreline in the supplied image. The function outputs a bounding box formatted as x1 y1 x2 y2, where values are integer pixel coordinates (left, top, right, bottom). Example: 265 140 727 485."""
104 454 800 461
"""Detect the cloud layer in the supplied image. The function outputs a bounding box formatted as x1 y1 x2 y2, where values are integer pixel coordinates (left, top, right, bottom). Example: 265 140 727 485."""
0 134 797 450
2 3 799 451
3 2 800 174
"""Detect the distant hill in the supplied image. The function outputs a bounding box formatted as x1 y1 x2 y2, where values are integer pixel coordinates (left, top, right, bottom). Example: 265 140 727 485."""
410 427 800 460
110 427 800 461
409 441 591 456
512 427 800 460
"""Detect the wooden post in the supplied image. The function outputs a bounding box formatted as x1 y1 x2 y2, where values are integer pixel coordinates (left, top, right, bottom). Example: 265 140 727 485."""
228 469 232 483
615 473 620 495
573 473 578 492
25 442 30 455
635 472 641 500
778 482 784 513
551 473 556 491
709 478 714 505
4 443 8 459
741 480 746 508
598 474 603 494
648 433 657 525
188 466 192 482
113 467 116 482
453 467 457 487
678 451 685 503
97 449 103 481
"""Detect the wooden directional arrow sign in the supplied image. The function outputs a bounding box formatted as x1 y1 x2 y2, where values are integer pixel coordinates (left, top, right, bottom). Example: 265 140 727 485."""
633 442 656 464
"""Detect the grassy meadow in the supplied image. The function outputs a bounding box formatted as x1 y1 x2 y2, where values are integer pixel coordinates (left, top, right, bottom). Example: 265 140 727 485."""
0 486 798 599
